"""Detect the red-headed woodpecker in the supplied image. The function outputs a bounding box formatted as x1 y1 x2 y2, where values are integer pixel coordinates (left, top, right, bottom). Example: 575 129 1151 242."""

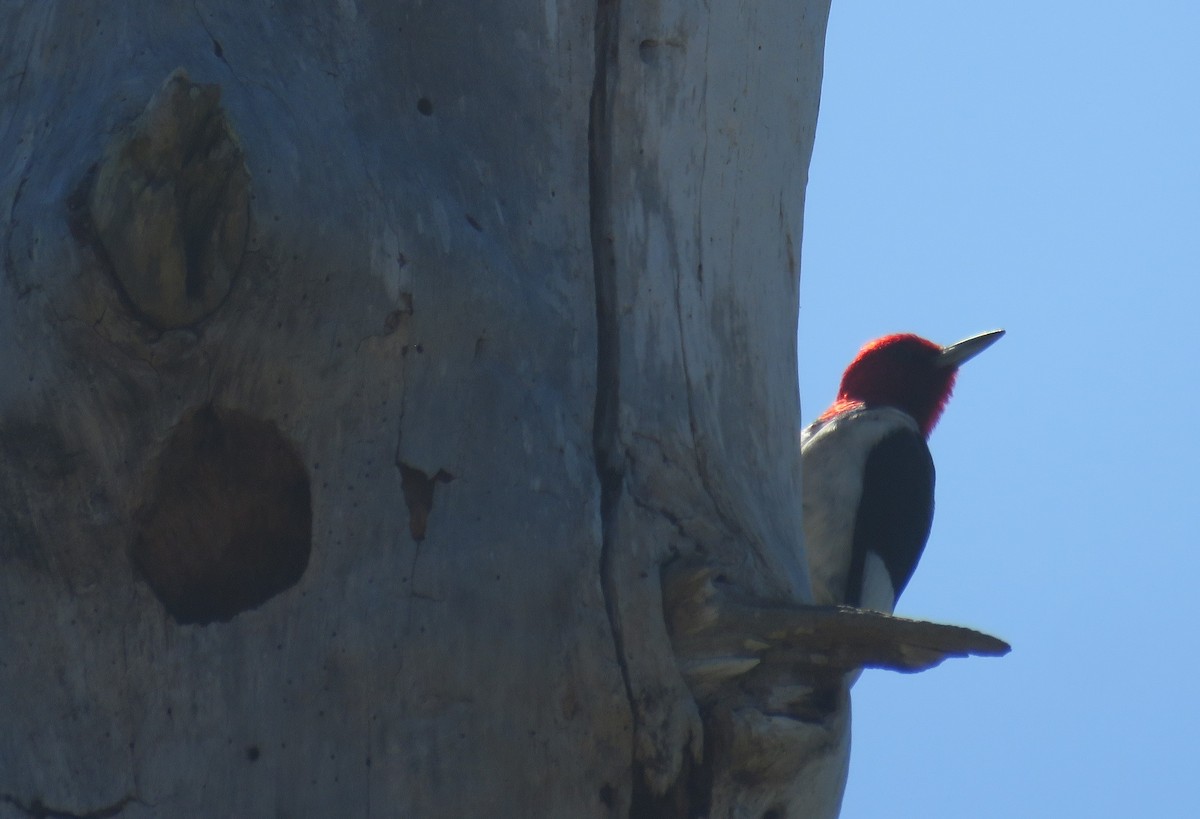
801 329 1004 613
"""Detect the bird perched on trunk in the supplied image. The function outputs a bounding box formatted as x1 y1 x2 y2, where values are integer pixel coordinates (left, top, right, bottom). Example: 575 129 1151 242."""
801 329 1004 613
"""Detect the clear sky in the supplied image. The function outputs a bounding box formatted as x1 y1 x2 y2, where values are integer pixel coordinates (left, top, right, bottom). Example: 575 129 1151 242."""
799 2 1200 816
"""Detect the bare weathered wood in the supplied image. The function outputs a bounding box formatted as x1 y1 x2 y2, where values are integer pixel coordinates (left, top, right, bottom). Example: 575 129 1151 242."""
593 2 836 811
659 564 1008 818
89 69 250 330
2 3 622 816
663 562 1011 701
0 1 871 817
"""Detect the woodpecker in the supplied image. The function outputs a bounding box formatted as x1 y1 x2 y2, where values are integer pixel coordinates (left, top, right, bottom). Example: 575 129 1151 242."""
801 329 1004 613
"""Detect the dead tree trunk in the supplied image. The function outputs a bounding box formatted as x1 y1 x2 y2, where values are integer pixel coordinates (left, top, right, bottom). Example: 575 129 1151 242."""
0 2 875 817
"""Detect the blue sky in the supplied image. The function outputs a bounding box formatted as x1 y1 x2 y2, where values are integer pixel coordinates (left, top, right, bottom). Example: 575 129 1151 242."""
799 3 1200 816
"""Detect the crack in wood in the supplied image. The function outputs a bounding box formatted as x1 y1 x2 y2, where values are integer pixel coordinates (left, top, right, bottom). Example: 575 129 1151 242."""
1 793 137 819
396 461 454 542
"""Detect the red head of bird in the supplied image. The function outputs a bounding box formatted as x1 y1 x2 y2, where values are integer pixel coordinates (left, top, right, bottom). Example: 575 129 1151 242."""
819 330 1005 437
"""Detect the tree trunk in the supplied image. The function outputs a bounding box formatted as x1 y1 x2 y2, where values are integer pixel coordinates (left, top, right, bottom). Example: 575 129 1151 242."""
0 2 835 817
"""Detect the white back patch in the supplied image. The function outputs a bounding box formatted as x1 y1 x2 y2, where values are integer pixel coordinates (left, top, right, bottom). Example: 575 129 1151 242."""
801 407 918 606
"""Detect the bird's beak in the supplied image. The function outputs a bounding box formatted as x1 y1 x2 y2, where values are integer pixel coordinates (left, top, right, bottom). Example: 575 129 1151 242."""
937 329 1005 369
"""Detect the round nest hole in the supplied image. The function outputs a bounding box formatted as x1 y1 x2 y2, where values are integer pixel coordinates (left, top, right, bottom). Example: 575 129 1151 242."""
132 406 311 624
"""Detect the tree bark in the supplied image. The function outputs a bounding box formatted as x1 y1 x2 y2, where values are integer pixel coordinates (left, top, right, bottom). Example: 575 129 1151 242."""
0 2 836 817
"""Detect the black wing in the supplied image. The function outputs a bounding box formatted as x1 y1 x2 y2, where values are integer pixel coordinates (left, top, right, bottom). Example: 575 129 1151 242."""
845 428 936 607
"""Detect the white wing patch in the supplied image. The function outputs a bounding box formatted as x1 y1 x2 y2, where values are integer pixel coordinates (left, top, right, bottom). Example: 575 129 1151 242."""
801 407 919 608
859 552 897 614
